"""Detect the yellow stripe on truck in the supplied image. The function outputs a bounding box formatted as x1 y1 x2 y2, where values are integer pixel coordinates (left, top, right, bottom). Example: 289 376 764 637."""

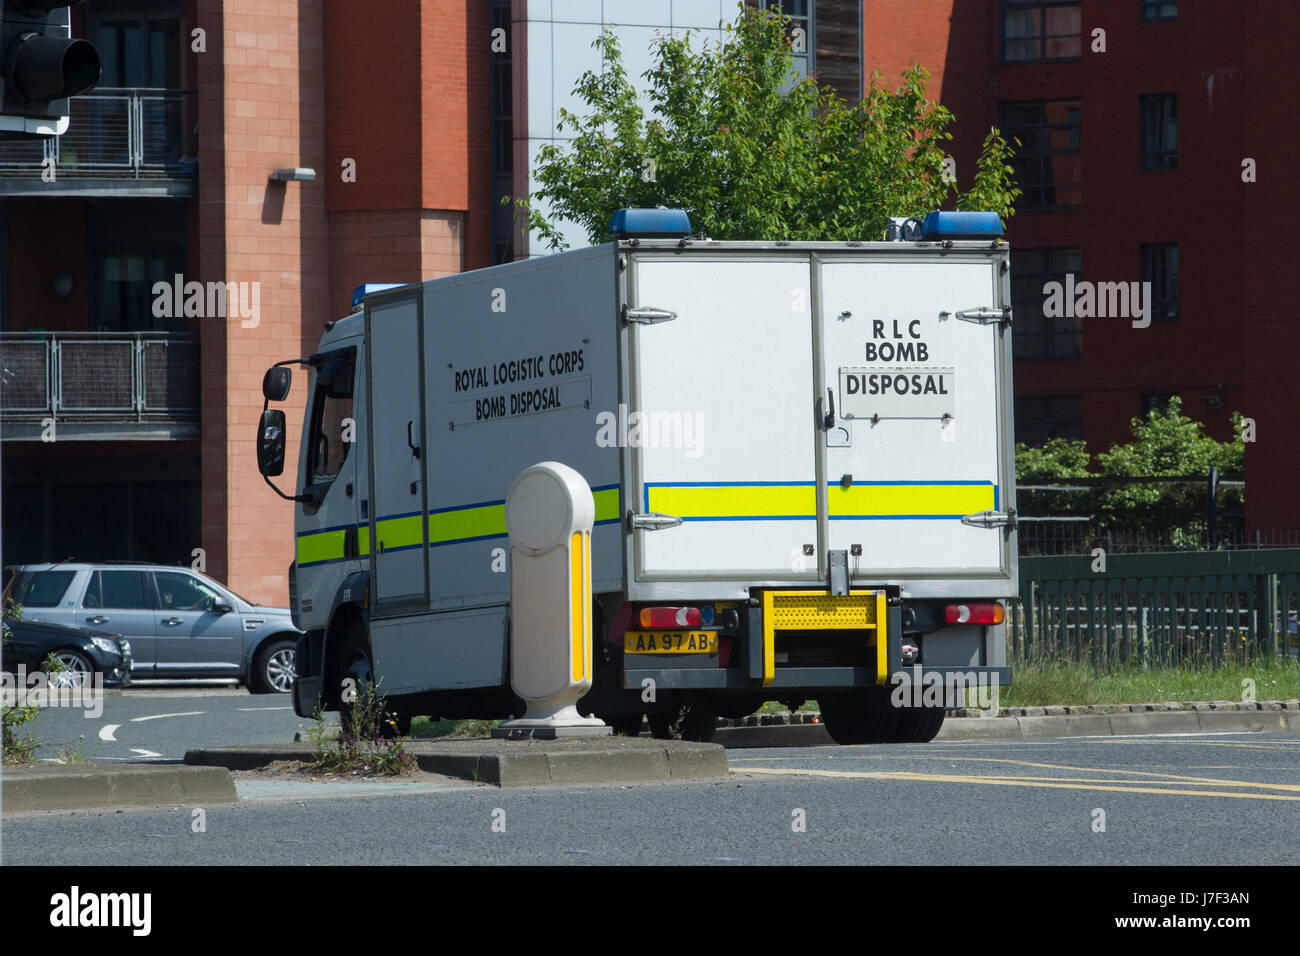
296 529 346 566
829 482 995 518
646 482 995 520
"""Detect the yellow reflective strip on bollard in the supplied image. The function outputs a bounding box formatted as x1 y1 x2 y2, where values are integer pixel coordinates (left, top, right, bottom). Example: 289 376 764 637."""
571 531 585 684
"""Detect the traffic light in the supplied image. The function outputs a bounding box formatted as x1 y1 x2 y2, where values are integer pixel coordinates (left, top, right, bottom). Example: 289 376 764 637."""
0 1 100 137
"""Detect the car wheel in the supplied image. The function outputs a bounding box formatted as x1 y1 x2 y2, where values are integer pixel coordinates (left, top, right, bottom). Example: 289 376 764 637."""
251 639 297 694
50 649 93 688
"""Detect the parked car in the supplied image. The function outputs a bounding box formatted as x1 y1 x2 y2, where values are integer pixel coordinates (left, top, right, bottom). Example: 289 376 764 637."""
4 563 302 693
1 617 132 687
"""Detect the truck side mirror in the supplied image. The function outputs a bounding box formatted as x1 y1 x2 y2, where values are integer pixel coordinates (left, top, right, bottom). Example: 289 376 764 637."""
257 409 288 477
263 367 292 402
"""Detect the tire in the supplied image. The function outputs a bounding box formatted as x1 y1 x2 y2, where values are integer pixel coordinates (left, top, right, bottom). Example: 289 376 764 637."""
818 690 900 745
646 706 717 742
337 621 395 738
50 649 93 688
890 707 945 743
678 705 718 743
250 639 297 694
608 714 645 737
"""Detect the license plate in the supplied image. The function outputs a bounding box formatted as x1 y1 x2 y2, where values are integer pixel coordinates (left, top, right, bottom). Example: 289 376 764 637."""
624 631 718 654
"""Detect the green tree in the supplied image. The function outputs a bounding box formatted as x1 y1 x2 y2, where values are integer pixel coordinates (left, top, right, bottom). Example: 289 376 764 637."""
511 3 1020 250
1095 397 1244 525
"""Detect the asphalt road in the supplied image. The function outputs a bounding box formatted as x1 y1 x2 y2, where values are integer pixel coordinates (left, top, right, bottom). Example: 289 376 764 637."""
15 686 309 763
5 731 1298 865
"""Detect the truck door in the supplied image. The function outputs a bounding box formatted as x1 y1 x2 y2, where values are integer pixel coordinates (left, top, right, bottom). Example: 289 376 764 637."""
816 255 1012 580
365 294 430 609
628 256 819 582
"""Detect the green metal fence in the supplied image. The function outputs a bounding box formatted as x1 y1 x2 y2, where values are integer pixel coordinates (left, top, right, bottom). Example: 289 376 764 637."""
1012 550 1300 668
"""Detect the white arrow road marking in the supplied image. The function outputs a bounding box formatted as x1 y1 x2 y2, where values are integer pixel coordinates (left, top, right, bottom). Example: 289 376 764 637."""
98 724 120 741
129 711 204 722
130 748 162 758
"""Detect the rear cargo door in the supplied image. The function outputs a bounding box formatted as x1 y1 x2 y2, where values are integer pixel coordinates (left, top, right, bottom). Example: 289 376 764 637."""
365 293 430 609
628 255 819 581
816 254 1011 579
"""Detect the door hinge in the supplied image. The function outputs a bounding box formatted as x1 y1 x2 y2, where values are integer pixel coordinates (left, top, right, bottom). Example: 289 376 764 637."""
622 305 678 326
946 306 1012 327
628 511 683 531
961 508 1018 531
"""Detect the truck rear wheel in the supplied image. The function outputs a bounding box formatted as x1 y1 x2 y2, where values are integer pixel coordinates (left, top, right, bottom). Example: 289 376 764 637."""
890 707 945 743
647 705 717 742
818 690 900 745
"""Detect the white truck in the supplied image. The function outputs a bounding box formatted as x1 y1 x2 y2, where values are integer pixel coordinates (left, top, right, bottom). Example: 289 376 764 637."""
257 208 1016 744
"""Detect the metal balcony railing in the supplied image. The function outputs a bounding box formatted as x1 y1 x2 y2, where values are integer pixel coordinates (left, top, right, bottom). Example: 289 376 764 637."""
1 331 199 424
0 88 198 180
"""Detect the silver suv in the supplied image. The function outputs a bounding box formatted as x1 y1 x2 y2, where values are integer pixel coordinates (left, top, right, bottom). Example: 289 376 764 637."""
6 563 302 693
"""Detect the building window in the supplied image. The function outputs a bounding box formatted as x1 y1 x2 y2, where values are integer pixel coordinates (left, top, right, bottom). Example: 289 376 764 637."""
1000 100 1081 210
1015 395 1083 447
1142 392 1175 415
759 0 814 79
1012 248 1083 359
1141 1 1177 21
1000 0 1081 62
1140 94 1177 169
1141 243 1179 322
489 0 514 265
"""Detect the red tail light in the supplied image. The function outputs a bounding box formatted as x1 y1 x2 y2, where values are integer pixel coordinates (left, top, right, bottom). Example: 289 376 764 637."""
638 606 701 628
944 602 1004 625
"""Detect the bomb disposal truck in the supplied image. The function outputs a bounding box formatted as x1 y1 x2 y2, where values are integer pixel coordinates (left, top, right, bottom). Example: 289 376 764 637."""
256 209 1016 744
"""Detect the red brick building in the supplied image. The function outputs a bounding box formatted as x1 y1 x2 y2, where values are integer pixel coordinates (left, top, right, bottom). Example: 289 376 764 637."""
3 1 1290 605
862 0 1299 532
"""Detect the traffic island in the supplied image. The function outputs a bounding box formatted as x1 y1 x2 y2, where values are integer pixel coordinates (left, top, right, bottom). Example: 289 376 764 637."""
185 736 729 788
2 763 238 814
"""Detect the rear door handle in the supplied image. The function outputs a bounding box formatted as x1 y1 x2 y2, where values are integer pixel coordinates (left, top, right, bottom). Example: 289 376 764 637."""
85 616 108 625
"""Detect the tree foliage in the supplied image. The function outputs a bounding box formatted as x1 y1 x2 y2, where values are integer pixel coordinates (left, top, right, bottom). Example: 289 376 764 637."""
511 4 1020 250
1014 398 1246 539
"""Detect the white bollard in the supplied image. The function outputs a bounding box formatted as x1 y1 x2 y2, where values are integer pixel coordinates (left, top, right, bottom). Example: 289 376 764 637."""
492 461 610 738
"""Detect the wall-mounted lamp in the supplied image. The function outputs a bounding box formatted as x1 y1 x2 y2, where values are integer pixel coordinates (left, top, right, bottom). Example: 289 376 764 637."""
269 167 316 182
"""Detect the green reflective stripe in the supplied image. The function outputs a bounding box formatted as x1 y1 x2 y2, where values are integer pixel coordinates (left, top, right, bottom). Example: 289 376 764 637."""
301 488 620 564
429 502 506 545
593 486 620 523
297 529 346 565
375 514 424 550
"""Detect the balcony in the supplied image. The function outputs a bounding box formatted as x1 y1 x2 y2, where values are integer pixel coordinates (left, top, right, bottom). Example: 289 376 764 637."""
0 88 197 197
1 332 199 441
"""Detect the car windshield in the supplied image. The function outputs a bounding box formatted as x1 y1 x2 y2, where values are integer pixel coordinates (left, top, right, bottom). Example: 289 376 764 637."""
193 572 254 607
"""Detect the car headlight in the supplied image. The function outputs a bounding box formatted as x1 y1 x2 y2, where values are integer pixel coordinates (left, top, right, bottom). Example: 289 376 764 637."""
90 636 119 654
117 639 132 656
